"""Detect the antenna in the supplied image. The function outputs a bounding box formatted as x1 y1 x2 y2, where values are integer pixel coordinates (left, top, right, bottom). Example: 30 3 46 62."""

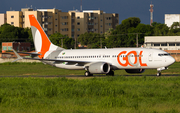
149 2 154 26
80 0 82 12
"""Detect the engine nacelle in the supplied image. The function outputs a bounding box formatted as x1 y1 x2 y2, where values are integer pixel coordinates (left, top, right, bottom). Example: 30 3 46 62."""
125 69 145 74
89 62 110 74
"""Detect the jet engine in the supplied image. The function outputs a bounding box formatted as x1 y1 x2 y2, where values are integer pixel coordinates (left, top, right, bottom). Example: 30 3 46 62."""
88 62 110 74
125 69 145 73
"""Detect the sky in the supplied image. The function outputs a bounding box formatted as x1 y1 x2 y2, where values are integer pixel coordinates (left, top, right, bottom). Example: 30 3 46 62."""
1 0 180 25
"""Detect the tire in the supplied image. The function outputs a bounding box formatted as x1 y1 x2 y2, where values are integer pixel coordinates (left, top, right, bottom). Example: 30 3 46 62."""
111 71 114 76
85 71 90 77
157 72 161 76
90 74 93 76
106 70 114 76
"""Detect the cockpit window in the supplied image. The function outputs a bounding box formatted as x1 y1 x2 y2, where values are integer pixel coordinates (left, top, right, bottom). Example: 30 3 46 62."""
158 53 170 56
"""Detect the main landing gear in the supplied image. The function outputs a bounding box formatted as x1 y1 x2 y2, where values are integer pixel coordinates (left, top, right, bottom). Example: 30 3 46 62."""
106 70 114 76
84 70 114 77
84 71 93 77
157 71 161 76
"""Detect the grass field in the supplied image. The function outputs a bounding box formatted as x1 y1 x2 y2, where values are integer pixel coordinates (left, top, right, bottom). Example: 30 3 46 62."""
0 62 179 76
0 62 180 113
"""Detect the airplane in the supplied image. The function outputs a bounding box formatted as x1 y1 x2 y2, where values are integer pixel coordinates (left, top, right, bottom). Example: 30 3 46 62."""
13 15 175 77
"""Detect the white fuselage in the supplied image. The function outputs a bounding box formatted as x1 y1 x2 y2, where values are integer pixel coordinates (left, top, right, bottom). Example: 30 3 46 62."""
44 48 175 70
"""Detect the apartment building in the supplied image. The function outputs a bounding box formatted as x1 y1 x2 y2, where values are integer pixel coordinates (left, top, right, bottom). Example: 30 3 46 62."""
6 8 119 39
0 13 7 26
7 11 23 27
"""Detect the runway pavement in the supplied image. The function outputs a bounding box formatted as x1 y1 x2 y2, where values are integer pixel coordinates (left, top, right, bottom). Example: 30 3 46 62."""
0 74 179 78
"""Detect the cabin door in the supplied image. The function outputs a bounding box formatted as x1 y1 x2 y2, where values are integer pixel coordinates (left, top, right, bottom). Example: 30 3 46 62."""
148 52 153 62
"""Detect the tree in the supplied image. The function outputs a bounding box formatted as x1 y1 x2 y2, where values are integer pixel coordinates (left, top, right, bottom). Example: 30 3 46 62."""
170 22 180 29
121 17 141 28
167 22 180 36
151 22 162 27
116 17 141 34
0 23 30 41
153 24 169 36
63 37 75 49
104 28 114 39
0 23 31 49
49 33 75 49
78 32 105 48
24 27 34 50
106 17 141 47
127 24 153 46
49 33 63 47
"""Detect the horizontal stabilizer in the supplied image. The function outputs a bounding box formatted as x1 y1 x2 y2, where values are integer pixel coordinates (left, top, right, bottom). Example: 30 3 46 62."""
17 51 41 58
11 48 23 62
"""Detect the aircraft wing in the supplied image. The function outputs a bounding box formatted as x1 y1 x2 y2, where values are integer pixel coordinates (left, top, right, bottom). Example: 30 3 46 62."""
12 48 90 64
23 57 90 63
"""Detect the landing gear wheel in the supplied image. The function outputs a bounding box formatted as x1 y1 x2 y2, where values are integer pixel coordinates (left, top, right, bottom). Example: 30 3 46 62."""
110 71 114 76
85 71 93 77
106 70 114 76
157 72 161 76
85 71 90 77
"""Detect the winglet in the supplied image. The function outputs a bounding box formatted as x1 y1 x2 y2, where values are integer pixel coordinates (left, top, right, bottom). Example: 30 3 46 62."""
11 48 23 62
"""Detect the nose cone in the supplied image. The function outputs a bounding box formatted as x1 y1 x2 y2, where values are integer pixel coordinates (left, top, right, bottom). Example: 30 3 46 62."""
168 56 175 65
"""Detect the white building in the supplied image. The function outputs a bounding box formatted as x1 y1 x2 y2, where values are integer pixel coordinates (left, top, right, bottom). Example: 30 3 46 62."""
165 14 180 27
144 36 180 50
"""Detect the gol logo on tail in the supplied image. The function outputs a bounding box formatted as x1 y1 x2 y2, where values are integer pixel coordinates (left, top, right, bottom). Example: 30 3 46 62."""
117 51 147 67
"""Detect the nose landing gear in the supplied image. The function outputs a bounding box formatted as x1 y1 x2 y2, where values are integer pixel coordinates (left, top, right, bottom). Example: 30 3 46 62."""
157 67 168 76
